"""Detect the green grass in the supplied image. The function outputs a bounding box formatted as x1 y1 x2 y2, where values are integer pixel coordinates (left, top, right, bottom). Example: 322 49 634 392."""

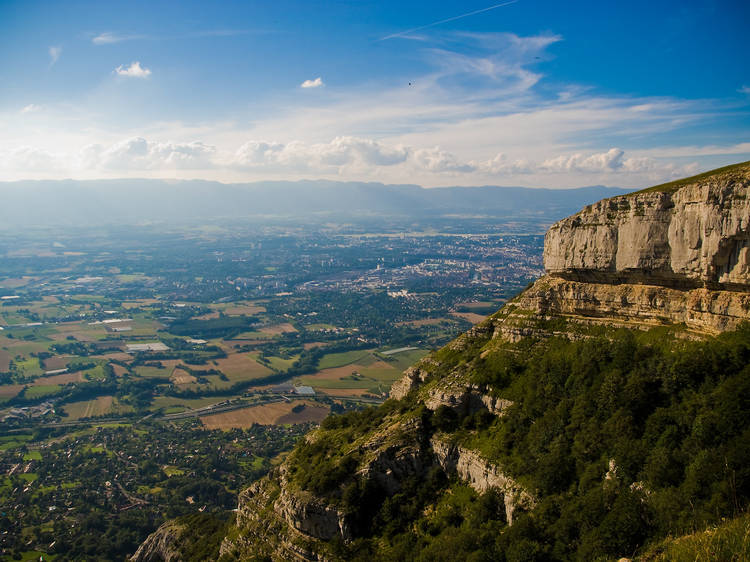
383 348 429 371
296 377 374 389
15 358 44 377
0 433 33 450
24 384 62 399
358 365 402 382
640 513 750 561
265 355 300 371
80 364 107 380
134 365 169 378
318 349 376 370
632 160 750 196
23 451 42 461
305 323 338 331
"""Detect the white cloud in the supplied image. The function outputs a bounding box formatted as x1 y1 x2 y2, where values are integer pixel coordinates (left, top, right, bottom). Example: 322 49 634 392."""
740 85 750 95
114 61 152 78
0 146 63 173
93 32 141 45
1 31 746 187
81 137 215 170
48 46 61 66
411 146 473 173
541 148 626 172
20 104 42 114
233 136 409 172
300 77 324 89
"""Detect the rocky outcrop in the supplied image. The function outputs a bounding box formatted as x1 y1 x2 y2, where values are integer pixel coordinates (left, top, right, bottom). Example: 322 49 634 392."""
130 521 185 562
357 417 426 494
424 382 512 417
514 275 750 334
275 479 352 542
430 437 534 524
389 365 428 400
544 164 750 290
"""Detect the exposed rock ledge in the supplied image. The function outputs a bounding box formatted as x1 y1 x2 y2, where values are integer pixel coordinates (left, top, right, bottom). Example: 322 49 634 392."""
515 275 750 335
544 166 750 290
430 437 535 524
391 363 513 415
130 520 185 562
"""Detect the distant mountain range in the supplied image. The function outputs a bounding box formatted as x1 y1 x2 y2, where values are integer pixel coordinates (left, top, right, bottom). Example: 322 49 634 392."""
0 179 629 227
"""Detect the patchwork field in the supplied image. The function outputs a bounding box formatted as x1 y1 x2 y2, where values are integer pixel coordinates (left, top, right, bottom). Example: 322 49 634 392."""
213 353 273 381
43 355 70 370
63 396 132 420
220 302 266 315
259 323 297 336
33 372 84 385
317 349 376 370
295 354 403 395
402 318 448 327
0 350 10 372
0 384 23 400
170 368 197 385
200 400 328 429
450 311 487 324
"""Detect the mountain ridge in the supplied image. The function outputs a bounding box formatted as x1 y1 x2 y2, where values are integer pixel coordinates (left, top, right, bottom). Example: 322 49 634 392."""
0 179 627 226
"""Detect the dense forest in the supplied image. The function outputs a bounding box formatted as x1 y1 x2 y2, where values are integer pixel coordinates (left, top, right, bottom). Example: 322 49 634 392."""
282 324 750 560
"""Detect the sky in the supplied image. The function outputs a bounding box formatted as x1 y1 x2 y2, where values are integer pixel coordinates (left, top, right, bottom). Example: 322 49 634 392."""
0 0 748 188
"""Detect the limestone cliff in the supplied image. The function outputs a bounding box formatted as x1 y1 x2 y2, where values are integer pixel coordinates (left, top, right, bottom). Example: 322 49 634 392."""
544 161 750 290
130 520 188 562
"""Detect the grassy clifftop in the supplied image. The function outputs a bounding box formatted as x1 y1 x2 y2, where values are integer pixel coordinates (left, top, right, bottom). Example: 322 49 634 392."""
630 160 750 195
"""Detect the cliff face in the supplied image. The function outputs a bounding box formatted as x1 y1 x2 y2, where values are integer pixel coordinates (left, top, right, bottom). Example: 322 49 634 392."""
544 163 750 290
130 521 187 562
137 162 750 562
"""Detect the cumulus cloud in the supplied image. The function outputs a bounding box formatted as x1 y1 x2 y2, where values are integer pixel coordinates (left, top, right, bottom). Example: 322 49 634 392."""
0 146 63 173
541 148 626 172
411 146 473 173
20 104 42 114
115 61 152 78
300 77 324 89
233 136 408 172
81 137 215 170
228 137 702 181
48 46 61 66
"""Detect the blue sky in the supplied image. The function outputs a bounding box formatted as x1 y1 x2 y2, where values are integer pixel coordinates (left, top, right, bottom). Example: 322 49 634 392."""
0 0 748 187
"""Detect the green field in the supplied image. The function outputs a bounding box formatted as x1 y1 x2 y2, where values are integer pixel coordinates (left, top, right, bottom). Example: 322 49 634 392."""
25 384 62 399
134 365 170 378
380 348 428 371
264 354 299 371
318 349 376 369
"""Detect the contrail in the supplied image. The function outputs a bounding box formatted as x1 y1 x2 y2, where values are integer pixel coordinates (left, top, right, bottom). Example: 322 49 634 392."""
377 0 519 41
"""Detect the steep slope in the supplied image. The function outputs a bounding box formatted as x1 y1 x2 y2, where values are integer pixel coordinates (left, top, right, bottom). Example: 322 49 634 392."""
139 163 750 561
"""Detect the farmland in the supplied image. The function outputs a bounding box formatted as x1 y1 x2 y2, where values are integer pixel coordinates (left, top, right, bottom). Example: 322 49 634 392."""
0 217 543 560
